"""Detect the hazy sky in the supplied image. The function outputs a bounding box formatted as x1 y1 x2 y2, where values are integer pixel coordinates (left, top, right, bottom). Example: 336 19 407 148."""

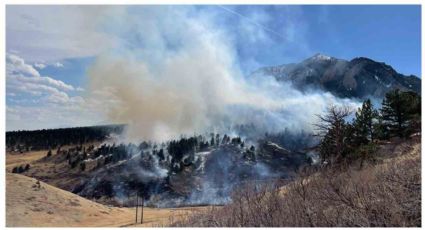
6 5 421 131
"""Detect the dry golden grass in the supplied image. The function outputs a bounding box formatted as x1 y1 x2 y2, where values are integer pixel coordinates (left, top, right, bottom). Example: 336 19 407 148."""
6 143 107 194
6 142 102 171
6 173 205 227
6 150 47 171
6 138 420 227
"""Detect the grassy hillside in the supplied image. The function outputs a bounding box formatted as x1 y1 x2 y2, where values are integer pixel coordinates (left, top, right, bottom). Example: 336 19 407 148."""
6 173 206 227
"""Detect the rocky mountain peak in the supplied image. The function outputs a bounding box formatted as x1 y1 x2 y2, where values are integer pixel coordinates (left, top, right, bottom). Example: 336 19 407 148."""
251 55 420 99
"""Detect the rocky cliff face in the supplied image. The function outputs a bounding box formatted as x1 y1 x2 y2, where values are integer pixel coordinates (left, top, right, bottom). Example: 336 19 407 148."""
251 54 420 99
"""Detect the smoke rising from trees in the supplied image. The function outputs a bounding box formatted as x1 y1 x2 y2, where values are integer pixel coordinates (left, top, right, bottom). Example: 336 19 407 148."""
87 6 360 142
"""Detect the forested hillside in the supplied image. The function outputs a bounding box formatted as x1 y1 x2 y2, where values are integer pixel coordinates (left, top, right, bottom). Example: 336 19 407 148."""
6 125 125 152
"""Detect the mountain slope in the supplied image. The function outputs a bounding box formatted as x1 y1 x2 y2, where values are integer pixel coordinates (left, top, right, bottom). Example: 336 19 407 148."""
251 54 421 99
12 139 308 208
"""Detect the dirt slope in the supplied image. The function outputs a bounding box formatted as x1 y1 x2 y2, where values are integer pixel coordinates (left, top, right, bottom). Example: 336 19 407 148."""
6 173 203 227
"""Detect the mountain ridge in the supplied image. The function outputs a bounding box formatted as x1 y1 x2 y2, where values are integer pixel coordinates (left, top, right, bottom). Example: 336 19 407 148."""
251 53 421 99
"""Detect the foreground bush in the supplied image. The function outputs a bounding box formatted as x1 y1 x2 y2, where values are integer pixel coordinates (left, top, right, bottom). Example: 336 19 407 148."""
172 142 420 227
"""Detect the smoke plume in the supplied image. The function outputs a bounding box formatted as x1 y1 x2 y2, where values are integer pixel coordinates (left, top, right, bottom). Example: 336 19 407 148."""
87 6 360 142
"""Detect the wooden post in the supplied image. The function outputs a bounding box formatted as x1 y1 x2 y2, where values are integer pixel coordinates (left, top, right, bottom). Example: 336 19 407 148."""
135 192 139 224
141 194 144 224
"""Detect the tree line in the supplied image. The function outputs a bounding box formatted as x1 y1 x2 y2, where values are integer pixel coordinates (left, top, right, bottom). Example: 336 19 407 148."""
6 124 125 152
23 132 249 176
316 89 420 166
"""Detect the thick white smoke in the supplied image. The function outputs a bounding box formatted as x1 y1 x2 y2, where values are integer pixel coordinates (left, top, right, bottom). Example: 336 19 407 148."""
87 6 360 142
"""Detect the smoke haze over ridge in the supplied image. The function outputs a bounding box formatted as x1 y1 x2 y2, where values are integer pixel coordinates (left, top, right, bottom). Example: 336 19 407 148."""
6 5 420 132
84 6 361 142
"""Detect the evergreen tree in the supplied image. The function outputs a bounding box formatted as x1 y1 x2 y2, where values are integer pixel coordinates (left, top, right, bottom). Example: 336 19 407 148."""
46 149 52 157
222 134 229 145
80 162 86 171
210 135 215 147
158 149 165 161
373 115 389 140
381 90 421 137
353 99 378 144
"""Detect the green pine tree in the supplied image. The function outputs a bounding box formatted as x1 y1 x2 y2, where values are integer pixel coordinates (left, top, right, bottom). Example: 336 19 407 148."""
380 89 420 137
353 99 378 145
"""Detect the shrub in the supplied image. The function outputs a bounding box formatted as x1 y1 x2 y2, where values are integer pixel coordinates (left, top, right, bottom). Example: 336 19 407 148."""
46 150 52 157
172 145 420 227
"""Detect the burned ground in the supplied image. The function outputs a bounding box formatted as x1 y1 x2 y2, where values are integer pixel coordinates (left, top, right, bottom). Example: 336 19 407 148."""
10 133 311 208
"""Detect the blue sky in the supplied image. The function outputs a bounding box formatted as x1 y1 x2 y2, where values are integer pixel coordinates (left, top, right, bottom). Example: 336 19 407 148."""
216 5 421 76
302 5 421 76
6 5 422 131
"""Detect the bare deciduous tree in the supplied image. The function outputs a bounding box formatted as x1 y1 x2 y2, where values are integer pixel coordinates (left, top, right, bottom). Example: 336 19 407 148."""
314 105 353 164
